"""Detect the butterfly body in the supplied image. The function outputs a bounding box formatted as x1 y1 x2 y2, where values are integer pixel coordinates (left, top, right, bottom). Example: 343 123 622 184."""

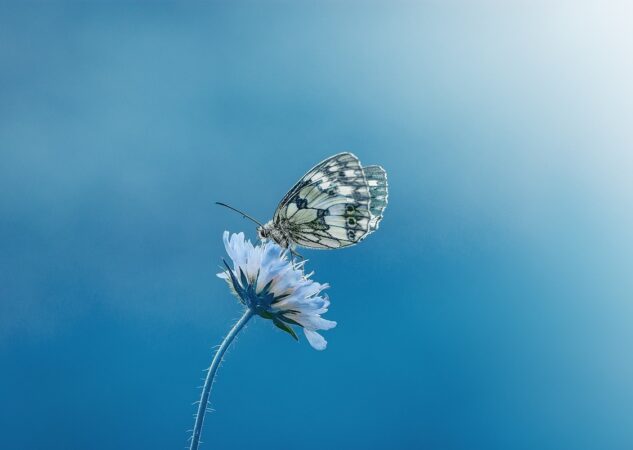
257 220 292 248
258 152 388 250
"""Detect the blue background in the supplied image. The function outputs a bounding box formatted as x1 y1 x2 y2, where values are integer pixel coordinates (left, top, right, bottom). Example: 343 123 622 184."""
2 2 632 449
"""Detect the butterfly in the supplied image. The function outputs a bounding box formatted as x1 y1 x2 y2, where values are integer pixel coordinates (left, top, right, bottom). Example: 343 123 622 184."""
217 152 388 254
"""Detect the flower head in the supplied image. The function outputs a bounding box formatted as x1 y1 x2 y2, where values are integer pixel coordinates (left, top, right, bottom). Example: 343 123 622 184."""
217 231 336 350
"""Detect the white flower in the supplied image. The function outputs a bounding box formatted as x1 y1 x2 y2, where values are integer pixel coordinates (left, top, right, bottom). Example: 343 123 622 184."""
217 231 336 350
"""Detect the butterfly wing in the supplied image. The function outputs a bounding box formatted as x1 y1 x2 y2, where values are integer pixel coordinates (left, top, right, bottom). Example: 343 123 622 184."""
273 152 388 249
362 165 388 232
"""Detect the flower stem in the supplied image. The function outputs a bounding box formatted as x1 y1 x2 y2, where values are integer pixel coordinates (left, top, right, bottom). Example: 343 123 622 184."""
190 308 254 450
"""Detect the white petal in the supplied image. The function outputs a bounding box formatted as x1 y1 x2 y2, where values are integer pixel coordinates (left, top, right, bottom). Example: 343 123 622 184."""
286 313 337 331
223 231 247 269
304 329 327 350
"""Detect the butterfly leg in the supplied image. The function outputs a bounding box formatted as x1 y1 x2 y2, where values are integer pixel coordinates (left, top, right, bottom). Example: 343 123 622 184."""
289 247 305 262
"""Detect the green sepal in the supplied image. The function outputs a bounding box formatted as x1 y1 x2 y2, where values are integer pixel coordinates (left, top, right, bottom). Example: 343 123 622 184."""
260 278 274 297
239 267 249 289
277 314 302 327
273 318 298 341
270 292 290 304
223 259 247 305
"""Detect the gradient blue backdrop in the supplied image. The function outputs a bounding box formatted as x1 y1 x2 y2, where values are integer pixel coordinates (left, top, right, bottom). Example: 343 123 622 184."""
2 2 632 449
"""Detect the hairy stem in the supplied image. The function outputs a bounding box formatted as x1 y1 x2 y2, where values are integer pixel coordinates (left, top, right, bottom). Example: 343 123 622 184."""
190 308 254 450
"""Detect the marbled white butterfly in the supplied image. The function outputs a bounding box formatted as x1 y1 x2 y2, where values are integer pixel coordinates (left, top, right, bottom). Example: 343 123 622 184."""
218 152 388 253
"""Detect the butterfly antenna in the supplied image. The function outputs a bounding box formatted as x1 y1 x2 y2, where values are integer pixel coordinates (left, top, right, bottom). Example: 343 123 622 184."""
215 202 264 227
